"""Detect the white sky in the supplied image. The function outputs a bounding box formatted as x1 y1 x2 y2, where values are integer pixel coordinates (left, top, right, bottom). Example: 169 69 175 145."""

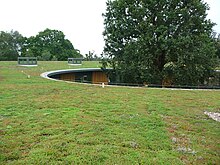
0 0 220 55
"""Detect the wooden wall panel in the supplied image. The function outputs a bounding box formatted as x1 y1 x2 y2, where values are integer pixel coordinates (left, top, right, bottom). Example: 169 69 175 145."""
60 73 75 81
92 72 108 84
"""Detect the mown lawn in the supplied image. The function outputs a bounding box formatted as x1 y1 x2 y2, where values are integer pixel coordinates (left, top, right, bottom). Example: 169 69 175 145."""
0 61 219 164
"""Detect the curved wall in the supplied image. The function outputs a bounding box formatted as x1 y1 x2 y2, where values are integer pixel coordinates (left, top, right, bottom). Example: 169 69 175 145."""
41 68 109 84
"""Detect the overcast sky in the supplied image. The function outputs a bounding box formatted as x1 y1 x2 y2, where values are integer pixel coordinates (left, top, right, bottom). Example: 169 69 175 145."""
0 0 219 55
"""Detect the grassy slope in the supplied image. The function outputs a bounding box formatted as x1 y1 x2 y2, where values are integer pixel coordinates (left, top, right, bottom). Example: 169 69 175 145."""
0 61 219 164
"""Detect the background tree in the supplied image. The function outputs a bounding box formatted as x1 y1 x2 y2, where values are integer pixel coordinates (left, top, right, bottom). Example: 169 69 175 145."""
102 0 217 85
21 28 82 60
0 30 23 61
40 50 52 61
214 33 220 60
85 51 102 61
85 51 94 61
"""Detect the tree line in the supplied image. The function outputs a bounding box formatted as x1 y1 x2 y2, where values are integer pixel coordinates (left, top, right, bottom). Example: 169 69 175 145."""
0 28 82 61
101 0 220 86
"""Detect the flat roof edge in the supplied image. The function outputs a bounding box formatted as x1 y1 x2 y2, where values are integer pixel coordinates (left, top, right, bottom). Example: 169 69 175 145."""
41 68 106 78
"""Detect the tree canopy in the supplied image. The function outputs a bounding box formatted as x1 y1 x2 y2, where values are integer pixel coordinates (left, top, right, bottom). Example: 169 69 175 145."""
21 28 82 61
0 29 82 61
0 30 23 61
214 33 220 59
102 0 218 85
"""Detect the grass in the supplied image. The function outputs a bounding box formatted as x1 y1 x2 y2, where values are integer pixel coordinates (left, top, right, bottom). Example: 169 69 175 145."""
0 61 220 164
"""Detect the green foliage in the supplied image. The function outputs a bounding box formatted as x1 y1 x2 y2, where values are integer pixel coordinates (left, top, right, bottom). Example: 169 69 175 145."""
213 33 220 67
21 28 82 61
0 30 23 61
0 29 82 61
102 0 217 85
84 51 101 61
51 55 58 61
40 50 52 61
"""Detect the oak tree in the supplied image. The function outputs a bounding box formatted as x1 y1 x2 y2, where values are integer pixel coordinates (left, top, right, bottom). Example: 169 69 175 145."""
102 0 217 85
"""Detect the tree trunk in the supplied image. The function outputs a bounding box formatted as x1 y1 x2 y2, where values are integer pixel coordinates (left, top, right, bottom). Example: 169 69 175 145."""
158 50 166 72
